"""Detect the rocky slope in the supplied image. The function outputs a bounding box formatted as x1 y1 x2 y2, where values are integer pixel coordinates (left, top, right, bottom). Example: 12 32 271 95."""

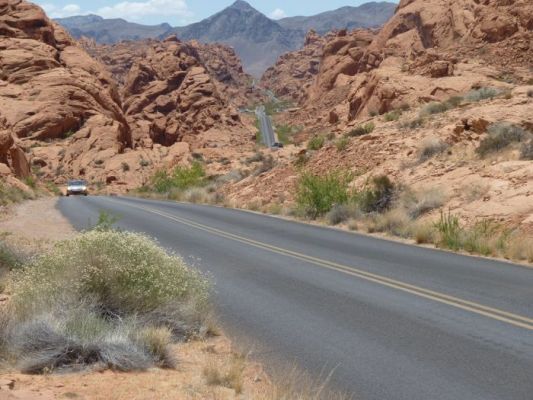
0 0 258 191
235 0 533 231
55 1 396 77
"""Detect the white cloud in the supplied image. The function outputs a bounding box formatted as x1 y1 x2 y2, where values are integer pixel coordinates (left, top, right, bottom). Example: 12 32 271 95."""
96 0 191 21
39 3 82 18
269 8 287 20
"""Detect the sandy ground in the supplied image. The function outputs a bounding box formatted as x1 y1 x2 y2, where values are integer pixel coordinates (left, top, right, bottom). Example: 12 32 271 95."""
0 198 75 254
0 198 273 400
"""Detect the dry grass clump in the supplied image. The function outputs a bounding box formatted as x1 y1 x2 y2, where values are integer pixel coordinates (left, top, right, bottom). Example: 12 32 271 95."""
476 122 530 157
464 87 500 102
417 137 449 163
203 353 245 394
257 367 352 400
1 230 210 374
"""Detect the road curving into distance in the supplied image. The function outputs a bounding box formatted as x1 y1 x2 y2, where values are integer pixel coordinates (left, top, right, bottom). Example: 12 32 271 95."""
255 105 276 147
57 196 533 400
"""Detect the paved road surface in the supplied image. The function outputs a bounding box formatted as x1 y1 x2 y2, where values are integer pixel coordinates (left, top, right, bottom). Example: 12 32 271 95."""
57 196 533 400
255 106 276 147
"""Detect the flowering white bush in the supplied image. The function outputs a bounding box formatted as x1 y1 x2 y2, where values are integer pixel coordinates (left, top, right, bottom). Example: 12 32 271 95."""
4 230 211 372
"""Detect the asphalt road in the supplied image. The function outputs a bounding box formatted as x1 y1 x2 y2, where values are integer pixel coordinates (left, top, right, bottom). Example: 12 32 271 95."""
255 105 276 147
57 196 533 400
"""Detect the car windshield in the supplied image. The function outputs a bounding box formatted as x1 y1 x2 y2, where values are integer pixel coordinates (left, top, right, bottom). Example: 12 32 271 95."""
68 180 87 186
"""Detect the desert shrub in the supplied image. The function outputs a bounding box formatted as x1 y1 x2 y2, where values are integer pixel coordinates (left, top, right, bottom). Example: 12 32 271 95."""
203 354 245 394
2 230 210 373
326 204 354 225
245 152 264 164
383 110 402 122
0 183 33 206
121 162 130 172
255 155 276 175
504 233 533 263
401 187 444 219
446 96 463 107
296 171 353 218
400 117 425 130
420 101 450 116
347 122 375 137
183 187 209 204
464 87 500 102
139 158 150 167
476 122 529 157
152 161 206 193
527 89 533 98
0 241 24 274
408 221 435 244
434 211 462 251
357 175 395 213
335 137 349 151
307 135 325 150
417 137 449 162
462 220 503 256
520 140 533 160
368 208 411 237
276 124 299 145
23 176 37 189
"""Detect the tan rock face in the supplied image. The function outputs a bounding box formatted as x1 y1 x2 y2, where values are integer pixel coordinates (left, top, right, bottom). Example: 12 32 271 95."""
1 1 257 190
263 0 532 127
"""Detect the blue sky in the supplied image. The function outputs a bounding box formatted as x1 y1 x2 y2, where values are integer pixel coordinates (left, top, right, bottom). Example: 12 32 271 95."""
34 0 396 25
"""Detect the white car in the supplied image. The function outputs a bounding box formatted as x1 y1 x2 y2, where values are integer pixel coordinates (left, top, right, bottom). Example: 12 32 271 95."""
66 180 88 196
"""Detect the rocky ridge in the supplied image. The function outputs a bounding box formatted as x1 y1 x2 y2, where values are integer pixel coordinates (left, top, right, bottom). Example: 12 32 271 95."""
0 0 259 191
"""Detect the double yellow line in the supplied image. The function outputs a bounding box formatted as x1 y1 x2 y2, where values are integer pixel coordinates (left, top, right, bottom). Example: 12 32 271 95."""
108 198 533 331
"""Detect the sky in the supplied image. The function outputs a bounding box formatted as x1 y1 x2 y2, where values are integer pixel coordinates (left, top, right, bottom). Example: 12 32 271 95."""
34 0 395 25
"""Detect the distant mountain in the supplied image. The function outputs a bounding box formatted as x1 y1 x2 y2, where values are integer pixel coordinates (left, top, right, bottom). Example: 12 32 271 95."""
55 1 396 76
277 2 397 35
56 14 171 43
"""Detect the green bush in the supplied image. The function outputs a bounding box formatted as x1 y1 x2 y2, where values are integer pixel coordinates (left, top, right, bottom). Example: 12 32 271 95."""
296 171 353 218
476 122 529 157
335 137 349 151
357 175 395 213
3 230 210 373
152 161 206 193
383 110 402 122
307 135 325 150
0 241 24 272
346 122 375 137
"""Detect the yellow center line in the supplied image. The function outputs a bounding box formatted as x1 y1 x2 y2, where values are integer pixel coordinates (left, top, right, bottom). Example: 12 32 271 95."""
107 198 533 331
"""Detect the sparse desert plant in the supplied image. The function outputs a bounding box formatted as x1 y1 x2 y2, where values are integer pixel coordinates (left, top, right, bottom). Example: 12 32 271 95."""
463 181 491 202
121 162 130 172
357 175 395 213
476 122 529 157
151 161 206 193
245 152 264 164
0 182 32 206
24 176 37 189
434 211 462 251
0 241 24 272
203 353 245 394
401 187 445 218
420 101 450 116
183 187 209 204
464 87 500 102
503 233 533 263
139 158 150 168
296 170 353 218
520 140 533 160
326 204 354 225
369 208 411 237
307 135 325 150
400 117 425 130
335 137 349 151
346 122 374 137
2 230 210 373
135 326 176 368
417 137 449 163
257 155 276 175
409 221 435 244
383 110 402 122
527 89 533 98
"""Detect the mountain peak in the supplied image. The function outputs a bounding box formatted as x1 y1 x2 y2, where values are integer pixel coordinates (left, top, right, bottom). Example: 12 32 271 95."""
228 1 256 12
